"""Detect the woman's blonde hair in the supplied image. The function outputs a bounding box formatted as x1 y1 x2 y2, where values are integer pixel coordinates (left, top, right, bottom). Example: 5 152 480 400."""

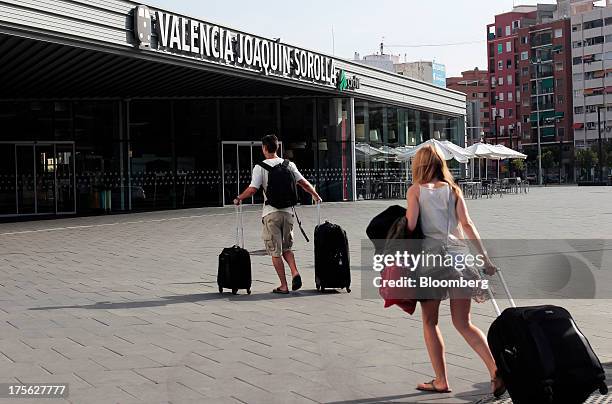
412 144 461 199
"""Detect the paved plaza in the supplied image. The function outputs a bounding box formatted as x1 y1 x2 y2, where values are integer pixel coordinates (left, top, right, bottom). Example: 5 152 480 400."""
0 186 611 404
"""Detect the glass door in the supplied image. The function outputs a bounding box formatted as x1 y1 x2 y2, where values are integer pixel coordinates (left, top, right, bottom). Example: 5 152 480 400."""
16 145 36 214
5 142 76 216
221 141 282 206
35 144 56 214
55 143 76 214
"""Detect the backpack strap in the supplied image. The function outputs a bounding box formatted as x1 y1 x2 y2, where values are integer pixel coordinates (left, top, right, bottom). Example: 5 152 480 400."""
281 159 290 168
256 161 272 172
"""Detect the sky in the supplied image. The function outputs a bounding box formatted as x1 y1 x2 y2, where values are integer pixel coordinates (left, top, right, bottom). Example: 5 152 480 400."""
147 0 559 78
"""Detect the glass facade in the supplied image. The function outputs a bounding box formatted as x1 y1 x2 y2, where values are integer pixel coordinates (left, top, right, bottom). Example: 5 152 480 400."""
0 98 464 217
355 101 463 200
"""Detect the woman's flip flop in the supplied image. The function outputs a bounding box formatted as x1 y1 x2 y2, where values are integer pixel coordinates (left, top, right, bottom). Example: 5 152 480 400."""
416 380 452 394
272 287 289 295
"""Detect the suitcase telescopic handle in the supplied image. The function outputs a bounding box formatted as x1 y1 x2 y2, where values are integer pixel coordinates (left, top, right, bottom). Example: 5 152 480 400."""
487 268 516 316
316 201 321 226
235 204 244 248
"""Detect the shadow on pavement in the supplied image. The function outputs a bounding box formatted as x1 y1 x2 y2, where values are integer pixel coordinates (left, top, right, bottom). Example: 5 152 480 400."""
28 289 339 311
325 381 490 404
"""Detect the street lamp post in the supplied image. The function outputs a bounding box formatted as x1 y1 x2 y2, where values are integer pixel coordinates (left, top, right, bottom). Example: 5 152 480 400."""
597 106 605 183
533 58 543 185
494 113 501 179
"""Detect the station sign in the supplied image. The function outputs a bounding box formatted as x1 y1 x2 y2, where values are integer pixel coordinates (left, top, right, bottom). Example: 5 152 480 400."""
133 5 354 90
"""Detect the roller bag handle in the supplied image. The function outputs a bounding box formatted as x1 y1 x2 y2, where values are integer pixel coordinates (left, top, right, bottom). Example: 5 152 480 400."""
235 204 245 248
487 269 517 316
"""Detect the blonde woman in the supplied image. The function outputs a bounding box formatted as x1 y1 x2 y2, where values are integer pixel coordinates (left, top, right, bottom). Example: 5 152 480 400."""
406 145 505 397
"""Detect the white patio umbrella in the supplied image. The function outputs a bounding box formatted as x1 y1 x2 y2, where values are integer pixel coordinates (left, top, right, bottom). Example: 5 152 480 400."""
489 144 527 160
465 143 505 179
396 139 470 163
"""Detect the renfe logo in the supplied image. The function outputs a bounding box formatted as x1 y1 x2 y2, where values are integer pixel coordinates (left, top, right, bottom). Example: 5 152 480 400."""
133 5 152 48
336 69 361 91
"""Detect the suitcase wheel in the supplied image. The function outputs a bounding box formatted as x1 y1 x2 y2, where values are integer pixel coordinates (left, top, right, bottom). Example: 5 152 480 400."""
232 289 238 295
346 287 351 293
218 286 223 294
247 288 251 295
316 284 321 292
599 383 608 395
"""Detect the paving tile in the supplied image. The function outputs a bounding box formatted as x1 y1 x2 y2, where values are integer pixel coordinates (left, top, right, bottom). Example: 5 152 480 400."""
0 189 610 403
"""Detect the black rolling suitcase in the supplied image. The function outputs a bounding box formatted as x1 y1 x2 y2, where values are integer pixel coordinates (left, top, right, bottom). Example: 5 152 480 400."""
314 203 351 293
217 205 252 295
486 270 607 403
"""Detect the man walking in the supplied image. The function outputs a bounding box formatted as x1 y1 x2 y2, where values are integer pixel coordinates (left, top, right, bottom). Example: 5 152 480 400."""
234 134 321 294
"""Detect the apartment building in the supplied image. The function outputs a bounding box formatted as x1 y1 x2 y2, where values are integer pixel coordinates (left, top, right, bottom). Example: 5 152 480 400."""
447 68 490 145
571 5 612 150
487 3 574 181
516 19 573 180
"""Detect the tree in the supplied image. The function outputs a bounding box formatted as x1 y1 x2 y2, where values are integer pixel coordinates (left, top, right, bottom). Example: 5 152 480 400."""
576 149 598 181
541 150 555 182
511 159 525 177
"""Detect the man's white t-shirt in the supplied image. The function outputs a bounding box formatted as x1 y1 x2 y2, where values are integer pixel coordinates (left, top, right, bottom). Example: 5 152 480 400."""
249 157 305 218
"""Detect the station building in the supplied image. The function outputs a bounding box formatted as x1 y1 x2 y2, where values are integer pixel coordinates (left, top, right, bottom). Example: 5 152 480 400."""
0 0 466 218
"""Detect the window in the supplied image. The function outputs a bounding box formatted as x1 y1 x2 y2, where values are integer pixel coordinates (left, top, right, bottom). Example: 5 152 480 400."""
484 111 490 118
574 89 582 97
573 73 583 82
555 78 563 88
497 27 502 37
499 92 504 101
499 109 505 118
508 92 513 102
498 76 504 85
606 34 612 43
573 40 583 48
605 17 612 26
523 115 529 123
498 43 503 54
507 59 512 69
585 36 604 46
555 62 563 71
557 95 564 104
587 122 596 130
605 51 612 60
583 19 603 30
521 51 529 60
512 20 520 30
554 28 563 38
498 60 503 70
575 106 584 114
572 24 581 32
521 36 528 44
506 41 512 52
506 26 511 36
507 75 513 85
521 67 529 76
508 109 514 117
522 83 529 92
573 56 582 65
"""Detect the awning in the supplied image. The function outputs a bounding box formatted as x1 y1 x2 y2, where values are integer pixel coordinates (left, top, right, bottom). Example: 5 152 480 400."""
583 88 594 95
605 86 612 94
554 111 564 118
542 127 556 137
594 70 605 78
573 122 585 129
553 45 563 52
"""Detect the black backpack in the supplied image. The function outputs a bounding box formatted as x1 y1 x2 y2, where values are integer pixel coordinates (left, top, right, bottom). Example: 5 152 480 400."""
257 160 298 209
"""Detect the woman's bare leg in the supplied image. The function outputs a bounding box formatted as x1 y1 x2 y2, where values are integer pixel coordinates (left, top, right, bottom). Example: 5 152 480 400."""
449 298 497 378
418 300 450 391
